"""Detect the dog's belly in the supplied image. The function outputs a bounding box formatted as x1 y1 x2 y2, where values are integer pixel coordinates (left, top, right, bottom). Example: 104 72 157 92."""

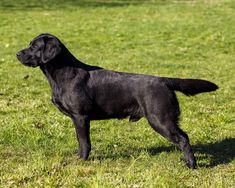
89 112 128 120
88 101 143 121
89 112 143 122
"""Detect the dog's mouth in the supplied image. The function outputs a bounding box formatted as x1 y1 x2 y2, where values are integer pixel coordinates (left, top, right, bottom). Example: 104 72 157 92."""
22 62 38 67
20 61 38 68
16 52 38 68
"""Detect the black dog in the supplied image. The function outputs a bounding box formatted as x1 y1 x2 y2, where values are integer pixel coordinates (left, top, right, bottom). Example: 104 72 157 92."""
16 33 218 168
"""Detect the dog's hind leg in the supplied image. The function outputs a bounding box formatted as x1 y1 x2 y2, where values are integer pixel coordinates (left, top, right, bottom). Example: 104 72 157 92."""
146 115 196 169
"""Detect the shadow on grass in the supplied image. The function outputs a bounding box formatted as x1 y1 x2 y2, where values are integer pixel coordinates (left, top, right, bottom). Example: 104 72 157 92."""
0 0 168 10
147 137 235 168
91 138 235 168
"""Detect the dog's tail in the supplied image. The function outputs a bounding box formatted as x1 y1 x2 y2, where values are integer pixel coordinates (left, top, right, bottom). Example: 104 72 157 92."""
163 78 218 96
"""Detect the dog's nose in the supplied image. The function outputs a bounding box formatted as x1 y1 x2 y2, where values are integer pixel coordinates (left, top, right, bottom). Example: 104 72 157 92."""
16 52 21 58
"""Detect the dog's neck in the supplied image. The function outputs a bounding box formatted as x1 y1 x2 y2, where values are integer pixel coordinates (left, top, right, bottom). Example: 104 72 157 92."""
39 48 94 89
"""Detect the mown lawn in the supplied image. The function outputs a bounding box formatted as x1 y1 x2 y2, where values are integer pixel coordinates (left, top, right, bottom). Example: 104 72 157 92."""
0 0 234 187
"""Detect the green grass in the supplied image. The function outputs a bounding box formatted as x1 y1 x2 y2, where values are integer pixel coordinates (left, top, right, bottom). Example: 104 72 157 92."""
0 0 235 187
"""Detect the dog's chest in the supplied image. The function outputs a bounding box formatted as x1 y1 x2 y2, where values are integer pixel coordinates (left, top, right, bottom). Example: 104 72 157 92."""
51 90 74 116
51 88 91 117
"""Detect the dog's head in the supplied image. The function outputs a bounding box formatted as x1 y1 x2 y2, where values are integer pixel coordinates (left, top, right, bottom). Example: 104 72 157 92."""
16 33 62 67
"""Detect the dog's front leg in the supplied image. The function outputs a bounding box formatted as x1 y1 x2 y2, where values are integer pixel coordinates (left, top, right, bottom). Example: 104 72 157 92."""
72 116 91 160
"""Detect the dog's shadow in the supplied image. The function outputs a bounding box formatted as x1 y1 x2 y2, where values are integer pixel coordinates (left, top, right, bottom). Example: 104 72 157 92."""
147 138 235 168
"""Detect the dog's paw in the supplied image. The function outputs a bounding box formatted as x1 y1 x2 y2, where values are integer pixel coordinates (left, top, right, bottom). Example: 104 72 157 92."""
180 156 197 169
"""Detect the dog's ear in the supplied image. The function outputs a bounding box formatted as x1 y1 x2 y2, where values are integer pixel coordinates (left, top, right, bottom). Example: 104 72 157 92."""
41 37 61 64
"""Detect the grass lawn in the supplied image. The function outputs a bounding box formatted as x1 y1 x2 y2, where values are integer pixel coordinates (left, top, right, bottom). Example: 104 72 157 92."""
0 0 234 187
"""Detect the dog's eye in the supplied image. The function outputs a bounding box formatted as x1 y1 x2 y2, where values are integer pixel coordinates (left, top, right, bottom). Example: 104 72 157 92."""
32 44 39 48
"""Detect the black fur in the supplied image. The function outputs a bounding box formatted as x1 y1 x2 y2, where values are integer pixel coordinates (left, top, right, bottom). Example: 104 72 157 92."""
16 34 218 169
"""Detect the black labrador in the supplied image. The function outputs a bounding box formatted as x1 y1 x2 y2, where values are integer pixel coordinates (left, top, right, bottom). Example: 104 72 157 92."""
16 34 218 169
